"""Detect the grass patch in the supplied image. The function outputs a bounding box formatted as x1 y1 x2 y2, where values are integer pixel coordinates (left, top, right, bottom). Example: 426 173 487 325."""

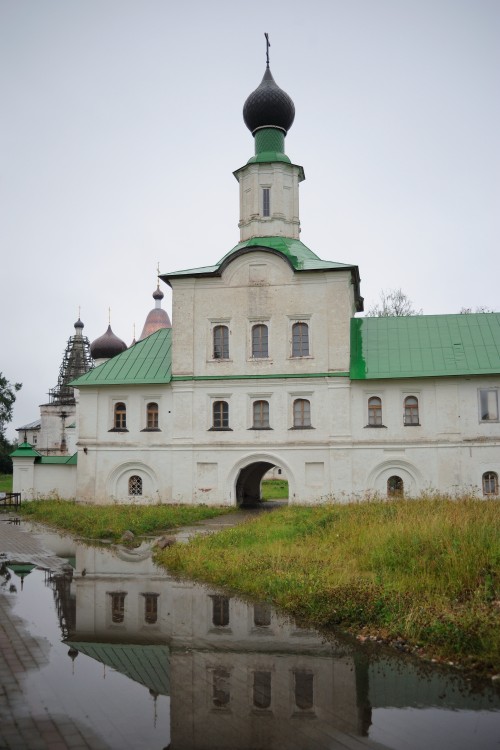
0 474 13 493
157 496 500 672
18 499 232 541
261 479 288 500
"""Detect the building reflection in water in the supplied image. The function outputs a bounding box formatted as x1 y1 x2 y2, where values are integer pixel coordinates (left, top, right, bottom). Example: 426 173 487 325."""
55 541 498 750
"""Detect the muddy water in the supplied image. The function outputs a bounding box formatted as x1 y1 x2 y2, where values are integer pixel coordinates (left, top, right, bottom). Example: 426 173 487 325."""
2 523 499 750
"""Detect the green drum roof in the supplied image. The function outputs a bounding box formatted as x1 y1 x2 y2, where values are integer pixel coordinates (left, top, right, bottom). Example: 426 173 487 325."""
350 313 500 379
72 328 172 387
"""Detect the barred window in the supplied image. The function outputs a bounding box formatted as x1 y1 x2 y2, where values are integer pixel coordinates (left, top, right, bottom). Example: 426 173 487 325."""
128 475 142 496
293 398 311 428
482 472 498 496
147 402 159 429
262 187 270 217
404 396 419 425
253 400 270 429
368 397 383 426
252 324 268 358
212 401 229 429
292 322 309 357
114 402 127 429
213 325 229 360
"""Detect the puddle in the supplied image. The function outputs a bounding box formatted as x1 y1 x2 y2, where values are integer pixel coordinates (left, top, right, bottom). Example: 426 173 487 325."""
1 522 499 750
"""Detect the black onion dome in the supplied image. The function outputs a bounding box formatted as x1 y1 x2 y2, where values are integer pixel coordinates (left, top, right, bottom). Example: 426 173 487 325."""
152 286 164 301
90 325 127 359
74 318 84 330
243 66 295 135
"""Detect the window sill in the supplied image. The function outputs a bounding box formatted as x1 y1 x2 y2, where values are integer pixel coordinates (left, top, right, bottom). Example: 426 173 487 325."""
140 428 161 432
289 426 314 430
248 427 273 430
404 423 421 427
211 357 232 362
108 428 129 433
364 425 387 429
208 427 233 431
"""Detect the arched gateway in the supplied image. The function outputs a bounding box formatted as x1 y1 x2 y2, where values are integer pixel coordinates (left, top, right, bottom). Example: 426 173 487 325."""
230 455 293 507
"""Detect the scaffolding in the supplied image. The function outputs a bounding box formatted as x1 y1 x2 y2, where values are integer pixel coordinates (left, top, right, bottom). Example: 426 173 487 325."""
48 329 94 405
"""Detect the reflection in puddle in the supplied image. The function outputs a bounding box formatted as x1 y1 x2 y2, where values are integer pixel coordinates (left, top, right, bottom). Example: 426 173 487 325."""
2 524 499 750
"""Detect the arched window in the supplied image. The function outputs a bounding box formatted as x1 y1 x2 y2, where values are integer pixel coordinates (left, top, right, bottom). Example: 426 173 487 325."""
482 472 498 496
387 475 404 497
292 322 309 357
128 475 142 496
146 402 159 429
114 402 127 429
404 396 419 425
252 324 268 358
212 400 229 429
293 398 311 428
253 671 272 709
368 397 382 426
294 670 314 711
253 400 270 429
213 325 229 360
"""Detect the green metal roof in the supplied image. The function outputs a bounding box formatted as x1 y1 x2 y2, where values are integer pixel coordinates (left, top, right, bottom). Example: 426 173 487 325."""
10 442 41 458
350 313 500 379
72 328 172 387
37 453 77 465
69 642 170 695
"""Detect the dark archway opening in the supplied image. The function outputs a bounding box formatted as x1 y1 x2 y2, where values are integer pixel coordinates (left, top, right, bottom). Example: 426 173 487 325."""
236 462 289 507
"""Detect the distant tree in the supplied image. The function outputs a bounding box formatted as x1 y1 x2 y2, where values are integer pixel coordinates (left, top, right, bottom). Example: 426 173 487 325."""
459 306 495 314
0 374 22 474
366 289 423 317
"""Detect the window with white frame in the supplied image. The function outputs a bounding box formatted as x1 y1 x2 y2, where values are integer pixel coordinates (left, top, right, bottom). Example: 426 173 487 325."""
368 396 383 426
403 396 419 425
479 389 499 422
292 321 310 357
213 325 229 360
252 400 270 429
114 402 127 430
293 398 311 428
482 471 498 496
212 400 229 429
252 324 269 358
146 402 159 429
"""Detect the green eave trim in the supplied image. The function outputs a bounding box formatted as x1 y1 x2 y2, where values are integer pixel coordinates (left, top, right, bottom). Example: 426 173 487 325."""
350 313 500 379
172 372 349 382
72 328 172 387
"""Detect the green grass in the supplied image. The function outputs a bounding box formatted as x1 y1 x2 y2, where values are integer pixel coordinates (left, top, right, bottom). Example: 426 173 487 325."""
261 479 289 500
18 499 232 541
0 474 12 492
157 496 500 673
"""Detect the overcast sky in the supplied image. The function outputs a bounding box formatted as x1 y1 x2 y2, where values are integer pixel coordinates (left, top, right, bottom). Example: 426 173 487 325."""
1 0 499 439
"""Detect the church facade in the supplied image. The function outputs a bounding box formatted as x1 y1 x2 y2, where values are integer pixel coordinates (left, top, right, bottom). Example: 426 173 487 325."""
12 60 500 505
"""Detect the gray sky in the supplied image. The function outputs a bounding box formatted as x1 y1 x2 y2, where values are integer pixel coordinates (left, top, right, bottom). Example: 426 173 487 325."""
1 0 499 439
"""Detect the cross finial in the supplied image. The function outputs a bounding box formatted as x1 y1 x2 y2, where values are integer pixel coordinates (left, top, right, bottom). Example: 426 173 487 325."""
265 33 270 66
108 307 111 325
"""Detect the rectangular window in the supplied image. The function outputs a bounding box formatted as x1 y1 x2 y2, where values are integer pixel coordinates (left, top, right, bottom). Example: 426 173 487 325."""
143 593 159 624
292 322 309 357
262 188 270 217
211 595 230 627
109 592 126 624
213 325 229 359
253 603 271 627
479 389 499 421
253 400 270 429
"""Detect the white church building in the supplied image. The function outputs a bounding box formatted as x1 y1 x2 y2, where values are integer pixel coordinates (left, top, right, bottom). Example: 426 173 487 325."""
12 58 500 505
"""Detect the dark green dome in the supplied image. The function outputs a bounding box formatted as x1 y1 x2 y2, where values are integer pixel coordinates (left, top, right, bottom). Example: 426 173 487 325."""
243 66 295 135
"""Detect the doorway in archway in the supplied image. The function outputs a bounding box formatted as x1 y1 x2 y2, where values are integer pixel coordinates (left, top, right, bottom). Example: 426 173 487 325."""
236 462 289 507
